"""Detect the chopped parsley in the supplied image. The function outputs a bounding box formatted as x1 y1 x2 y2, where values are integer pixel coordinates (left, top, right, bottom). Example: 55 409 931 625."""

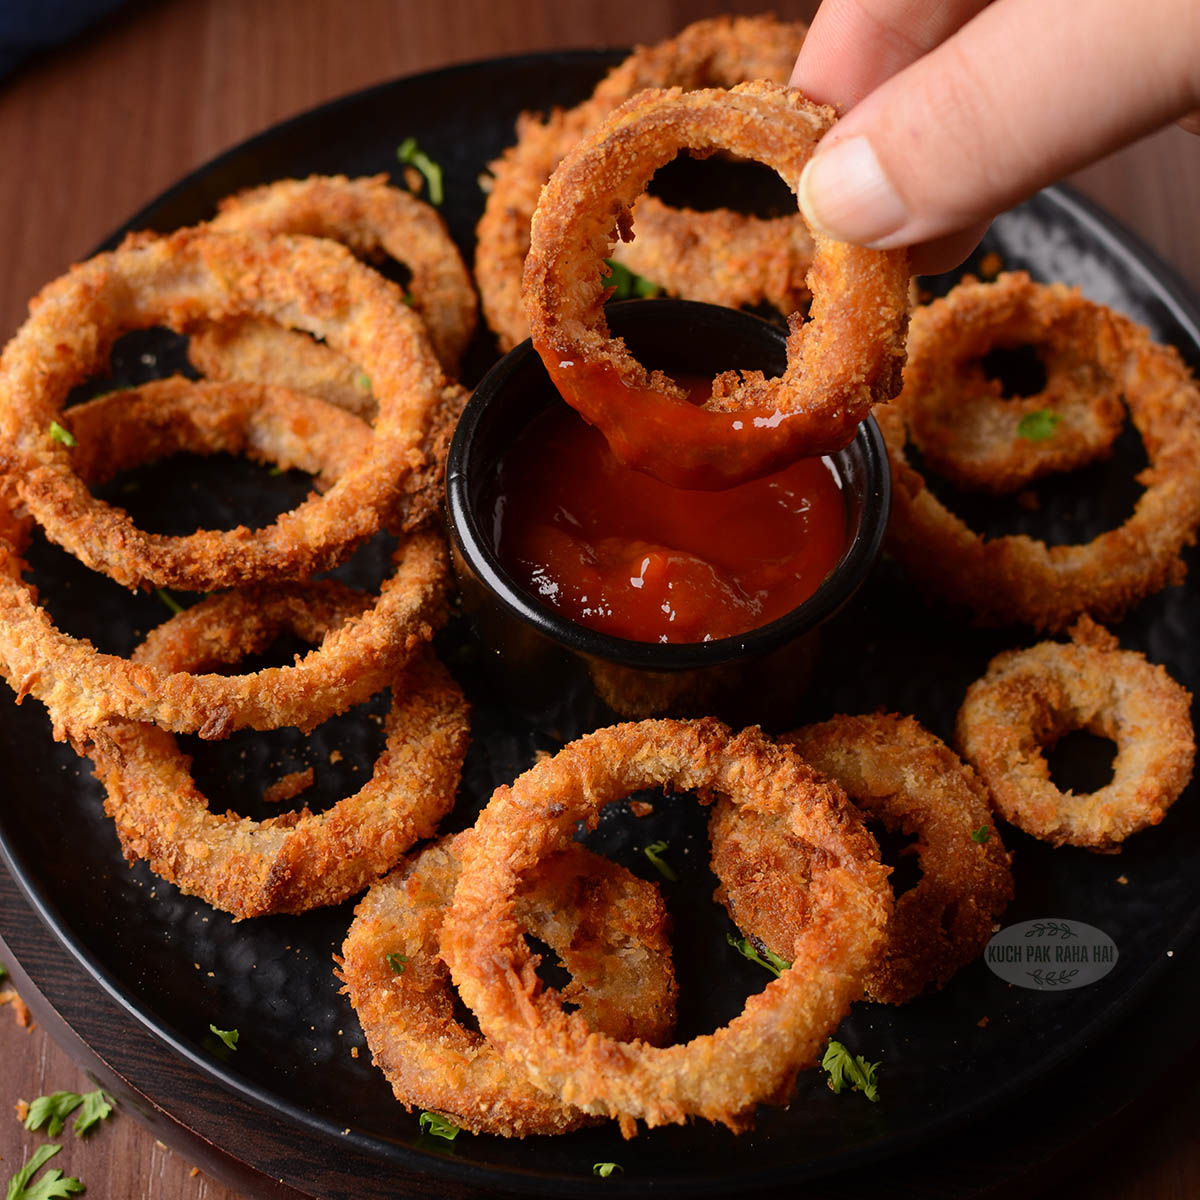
642 839 677 882
48 421 76 448
726 932 790 978
356 372 372 391
71 1091 113 1137
5 1144 84 1200
155 588 185 615
602 258 660 300
386 952 408 974
1016 408 1062 442
208 1024 239 1051
970 825 991 843
22 1090 111 1139
592 1162 623 1177
397 138 444 205
418 1111 460 1140
820 1039 881 1102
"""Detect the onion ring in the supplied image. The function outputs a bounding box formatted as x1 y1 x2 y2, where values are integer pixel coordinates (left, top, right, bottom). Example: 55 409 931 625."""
523 81 910 489
898 274 1127 493
761 713 1013 1004
338 831 676 1137
955 618 1195 849
440 719 890 1136
90 605 469 917
876 305 1200 630
0 228 461 590
476 13 811 352
191 173 477 390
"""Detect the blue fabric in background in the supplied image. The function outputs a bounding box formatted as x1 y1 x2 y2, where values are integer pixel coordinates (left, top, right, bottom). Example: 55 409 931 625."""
0 0 131 81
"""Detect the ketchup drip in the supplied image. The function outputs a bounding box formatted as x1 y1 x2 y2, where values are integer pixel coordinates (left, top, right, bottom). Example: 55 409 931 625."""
492 402 847 644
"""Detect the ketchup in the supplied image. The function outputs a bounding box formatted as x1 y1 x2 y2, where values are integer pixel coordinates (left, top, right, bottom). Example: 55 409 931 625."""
491 401 847 645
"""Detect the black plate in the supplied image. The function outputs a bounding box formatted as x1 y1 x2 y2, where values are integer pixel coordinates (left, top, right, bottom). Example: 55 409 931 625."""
3 49 1200 1198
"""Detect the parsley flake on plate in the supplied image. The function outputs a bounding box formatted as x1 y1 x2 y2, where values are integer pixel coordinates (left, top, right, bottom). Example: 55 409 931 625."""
418 1111 460 1140
48 421 76 448
642 839 678 882
725 932 790 978
208 1024 239 1051
5 1143 85 1200
396 138 443 206
1016 408 1062 441
820 1039 881 1102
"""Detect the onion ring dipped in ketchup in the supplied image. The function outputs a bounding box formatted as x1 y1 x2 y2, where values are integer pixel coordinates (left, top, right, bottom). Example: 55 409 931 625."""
491 398 847 644
521 80 910 491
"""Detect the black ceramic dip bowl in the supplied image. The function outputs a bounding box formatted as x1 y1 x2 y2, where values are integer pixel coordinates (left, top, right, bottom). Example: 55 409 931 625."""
446 299 890 728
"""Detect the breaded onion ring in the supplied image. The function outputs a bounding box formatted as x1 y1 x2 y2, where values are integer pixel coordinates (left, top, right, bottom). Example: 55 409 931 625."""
876 307 1200 630
440 719 891 1136
0 228 463 590
898 274 1127 493
338 832 676 1137
761 714 1013 1004
523 81 910 489
955 619 1195 849
91 609 468 917
476 13 811 351
191 174 477 396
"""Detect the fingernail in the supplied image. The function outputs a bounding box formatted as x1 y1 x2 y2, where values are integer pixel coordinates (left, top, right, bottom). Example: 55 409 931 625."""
798 137 909 246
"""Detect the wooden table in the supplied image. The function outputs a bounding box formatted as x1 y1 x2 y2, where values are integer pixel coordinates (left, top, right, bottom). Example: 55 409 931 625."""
2 1 1199 1196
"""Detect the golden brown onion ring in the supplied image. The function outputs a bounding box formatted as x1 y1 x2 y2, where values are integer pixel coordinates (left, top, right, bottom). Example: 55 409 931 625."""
955 619 1194 849
476 13 810 351
191 173 477 394
0 228 461 590
440 719 890 1137
338 832 676 1137
762 713 1012 1004
91 609 468 917
523 81 910 489
898 274 1127 493
877 306 1200 630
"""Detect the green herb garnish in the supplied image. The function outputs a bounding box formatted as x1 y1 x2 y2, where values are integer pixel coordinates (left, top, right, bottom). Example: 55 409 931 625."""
642 839 677 882
5 1144 84 1200
386 952 408 974
820 1039 881 1102
726 932 790 978
1016 408 1062 441
48 421 76 448
356 372 372 391
592 1162 623 1177
70 1091 113 1138
208 1024 239 1051
970 825 991 843
397 138 444 205
418 1111 460 1140
155 588 184 615
602 258 660 300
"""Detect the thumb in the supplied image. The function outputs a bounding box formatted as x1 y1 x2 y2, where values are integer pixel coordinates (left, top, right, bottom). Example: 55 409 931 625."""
797 0 1200 268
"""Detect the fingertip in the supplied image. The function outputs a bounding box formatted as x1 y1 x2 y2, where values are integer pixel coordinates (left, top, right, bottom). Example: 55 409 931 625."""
797 137 909 247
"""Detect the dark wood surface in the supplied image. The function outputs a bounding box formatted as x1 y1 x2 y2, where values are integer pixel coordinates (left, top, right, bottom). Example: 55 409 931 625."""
2 1 1200 1197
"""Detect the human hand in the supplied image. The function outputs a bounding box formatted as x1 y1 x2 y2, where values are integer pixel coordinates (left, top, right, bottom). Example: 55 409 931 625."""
791 0 1200 274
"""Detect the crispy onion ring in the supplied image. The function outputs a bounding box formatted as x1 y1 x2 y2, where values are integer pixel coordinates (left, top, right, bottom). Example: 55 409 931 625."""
898 274 1127 493
0 228 462 590
191 174 477 395
523 81 910 489
761 713 1013 1004
338 831 676 1137
476 13 811 351
90 603 468 917
440 719 890 1136
877 306 1200 630
955 619 1195 849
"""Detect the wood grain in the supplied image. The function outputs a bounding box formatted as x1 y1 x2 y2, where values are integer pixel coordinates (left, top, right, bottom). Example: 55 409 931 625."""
2 1 1199 1197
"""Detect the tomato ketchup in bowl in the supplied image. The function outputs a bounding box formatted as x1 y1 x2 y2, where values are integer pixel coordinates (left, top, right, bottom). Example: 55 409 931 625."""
446 300 890 726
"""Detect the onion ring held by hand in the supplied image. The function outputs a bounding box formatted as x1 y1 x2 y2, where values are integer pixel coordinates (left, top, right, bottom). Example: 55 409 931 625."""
766 714 1012 1004
440 719 890 1136
338 832 676 1137
876 306 1200 630
90 598 469 917
191 174 478 397
898 274 1127 493
523 81 910 489
475 13 811 352
0 228 462 590
955 619 1195 849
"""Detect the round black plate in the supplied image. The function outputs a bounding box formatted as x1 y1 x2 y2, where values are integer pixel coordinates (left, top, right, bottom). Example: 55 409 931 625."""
2 49 1200 1199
